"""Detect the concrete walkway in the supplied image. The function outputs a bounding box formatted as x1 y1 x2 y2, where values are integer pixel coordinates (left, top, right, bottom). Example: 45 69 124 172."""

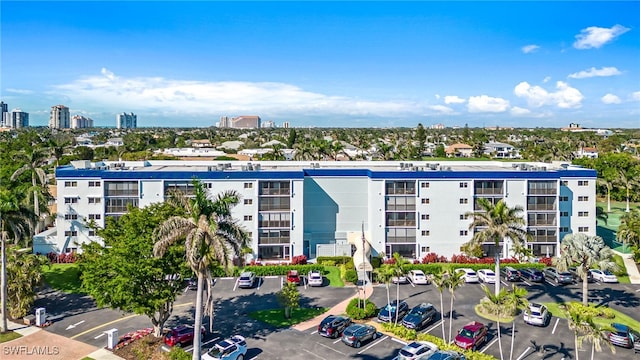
614 250 640 284
293 284 375 331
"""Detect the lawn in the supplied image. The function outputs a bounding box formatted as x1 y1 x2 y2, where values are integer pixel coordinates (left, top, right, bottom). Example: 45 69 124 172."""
0 330 22 343
611 254 631 284
249 307 328 327
42 263 84 294
324 266 344 287
542 302 640 330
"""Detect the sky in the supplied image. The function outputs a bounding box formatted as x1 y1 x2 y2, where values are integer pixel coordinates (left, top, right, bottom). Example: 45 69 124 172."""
1 1 639 128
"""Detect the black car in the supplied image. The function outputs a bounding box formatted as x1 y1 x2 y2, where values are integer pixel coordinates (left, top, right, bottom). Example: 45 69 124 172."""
520 268 544 282
317 315 352 338
377 300 409 323
401 303 437 330
568 267 594 283
543 267 573 285
341 324 379 348
500 266 521 282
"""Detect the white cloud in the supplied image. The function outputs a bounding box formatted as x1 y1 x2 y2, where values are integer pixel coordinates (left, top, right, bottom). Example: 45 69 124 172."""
514 81 583 109
543 76 551 83
521 44 540 54
444 95 466 104
428 105 455 114
5 88 34 95
601 94 621 104
50 69 429 118
467 95 510 113
631 91 640 101
510 107 531 116
573 24 630 49
434 94 441 100
568 66 622 79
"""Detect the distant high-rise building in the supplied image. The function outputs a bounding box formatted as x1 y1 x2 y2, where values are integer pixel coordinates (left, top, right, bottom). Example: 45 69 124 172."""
282 121 290 129
231 115 260 129
0 101 8 127
430 123 445 130
261 120 275 128
49 105 70 129
5 108 29 128
219 116 230 128
116 112 137 129
71 115 94 129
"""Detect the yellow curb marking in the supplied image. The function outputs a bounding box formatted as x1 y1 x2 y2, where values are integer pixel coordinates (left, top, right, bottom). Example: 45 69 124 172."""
70 302 193 340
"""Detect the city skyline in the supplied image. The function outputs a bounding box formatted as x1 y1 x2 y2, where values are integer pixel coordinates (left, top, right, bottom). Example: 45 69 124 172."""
1 1 639 128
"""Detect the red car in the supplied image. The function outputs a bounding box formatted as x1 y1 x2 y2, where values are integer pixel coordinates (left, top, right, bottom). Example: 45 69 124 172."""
287 270 301 285
454 321 488 351
163 325 205 348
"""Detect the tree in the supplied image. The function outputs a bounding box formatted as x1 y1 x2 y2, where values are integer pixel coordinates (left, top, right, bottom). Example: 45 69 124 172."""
616 168 640 213
566 304 591 360
553 234 618 305
431 270 447 340
617 209 640 249
579 317 615 360
479 284 510 360
79 203 188 337
466 198 527 295
596 168 616 213
389 252 409 325
415 124 426 156
374 265 394 316
154 180 248 360
286 128 297 149
447 270 466 343
506 286 528 360
276 282 300 319
434 144 446 158
10 147 49 235
5 248 48 319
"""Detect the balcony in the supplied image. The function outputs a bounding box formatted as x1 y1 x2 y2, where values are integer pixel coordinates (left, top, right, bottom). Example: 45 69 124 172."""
528 189 557 195
259 189 291 196
527 204 556 211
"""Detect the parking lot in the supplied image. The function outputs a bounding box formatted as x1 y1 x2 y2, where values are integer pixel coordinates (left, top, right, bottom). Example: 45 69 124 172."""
38 272 640 359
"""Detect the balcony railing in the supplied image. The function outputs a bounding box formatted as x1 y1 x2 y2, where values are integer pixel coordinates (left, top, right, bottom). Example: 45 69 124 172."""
386 204 417 211
259 189 291 196
474 189 503 195
386 236 417 243
259 220 291 228
527 204 556 211
258 237 290 245
386 220 416 227
528 189 557 195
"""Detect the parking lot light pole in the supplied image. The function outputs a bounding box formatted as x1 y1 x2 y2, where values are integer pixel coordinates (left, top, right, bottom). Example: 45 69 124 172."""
360 223 367 309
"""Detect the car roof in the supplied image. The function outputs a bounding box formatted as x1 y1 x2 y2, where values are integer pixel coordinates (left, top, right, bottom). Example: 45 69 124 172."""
529 303 544 309
612 323 629 332
240 271 253 276
463 322 484 331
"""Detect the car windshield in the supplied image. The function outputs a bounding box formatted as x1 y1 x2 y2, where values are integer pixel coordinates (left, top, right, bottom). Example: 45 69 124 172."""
410 308 425 315
460 329 474 339
485 272 495 276
206 346 225 357
414 271 425 276
384 304 397 311
240 276 250 280
531 311 541 316
310 274 321 279
468 271 476 276
604 271 614 275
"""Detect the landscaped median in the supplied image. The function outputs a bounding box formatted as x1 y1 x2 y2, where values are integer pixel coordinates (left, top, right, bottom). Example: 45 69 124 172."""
542 302 640 330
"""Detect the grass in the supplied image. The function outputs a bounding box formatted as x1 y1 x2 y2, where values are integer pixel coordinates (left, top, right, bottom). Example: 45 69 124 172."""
597 199 640 254
324 266 344 287
611 254 631 284
542 302 640 330
80 358 95 360
0 331 22 343
41 263 84 294
248 307 328 327
474 304 515 323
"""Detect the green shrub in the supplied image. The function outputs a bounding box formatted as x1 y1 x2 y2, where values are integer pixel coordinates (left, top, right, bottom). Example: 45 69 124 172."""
345 269 359 283
416 333 497 360
212 264 325 277
340 264 347 281
371 256 383 269
600 307 616 319
317 256 352 265
345 298 378 320
168 346 191 360
381 323 417 340
321 260 336 267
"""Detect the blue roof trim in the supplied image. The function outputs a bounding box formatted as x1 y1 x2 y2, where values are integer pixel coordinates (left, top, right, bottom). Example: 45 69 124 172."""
56 166 596 180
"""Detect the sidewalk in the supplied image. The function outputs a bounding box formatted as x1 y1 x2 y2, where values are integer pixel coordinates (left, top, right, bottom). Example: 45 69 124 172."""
293 284 375 331
614 250 640 284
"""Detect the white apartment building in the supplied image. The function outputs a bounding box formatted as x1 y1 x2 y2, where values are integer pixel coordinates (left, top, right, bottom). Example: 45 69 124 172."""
71 115 94 129
116 112 137 129
39 161 596 262
49 105 70 129
4 108 29 128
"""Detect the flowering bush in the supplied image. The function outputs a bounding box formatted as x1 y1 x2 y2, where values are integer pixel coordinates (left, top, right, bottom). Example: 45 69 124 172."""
113 327 154 351
450 254 519 264
421 253 448 264
291 255 307 265
45 252 77 263
538 257 553 266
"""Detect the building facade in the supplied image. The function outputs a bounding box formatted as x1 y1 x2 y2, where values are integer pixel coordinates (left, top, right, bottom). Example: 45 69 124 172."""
231 115 261 129
71 115 94 129
43 161 596 262
116 112 137 129
49 105 70 129
0 101 8 127
4 108 29 128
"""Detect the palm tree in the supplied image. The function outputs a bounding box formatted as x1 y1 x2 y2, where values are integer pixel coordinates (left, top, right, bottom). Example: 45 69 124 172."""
466 198 527 295
480 284 510 360
616 168 639 213
553 234 618 305
431 269 448 340
506 286 529 360
596 173 615 213
566 305 591 360
617 209 640 249
389 252 409 325
579 317 615 360
374 265 394 315
154 180 248 360
447 270 466 343
10 147 49 235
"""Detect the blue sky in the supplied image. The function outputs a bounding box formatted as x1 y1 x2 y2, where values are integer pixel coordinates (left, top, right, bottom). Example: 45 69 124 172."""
1 1 639 128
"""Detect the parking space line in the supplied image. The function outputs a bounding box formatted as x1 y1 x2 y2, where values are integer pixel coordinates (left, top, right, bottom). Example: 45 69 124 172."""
281 277 284 289
481 338 499 353
303 348 326 359
257 277 262 290
220 277 234 280
310 330 318 335
544 280 557 287
233 278 238 292
500 280 509 287
636 288 640 292
521 279 531 286
516 346 530 360
423 320 443 334
390 337 407 345
551 318 560 334
358 335 388 354
316 341 347 355
333 338 342 344
184 336 220 352
265 275 279 279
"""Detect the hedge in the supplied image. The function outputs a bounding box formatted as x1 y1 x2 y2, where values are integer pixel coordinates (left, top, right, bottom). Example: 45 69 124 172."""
210 264 325 277
345 298 378 320
397 262 547 275
317 256 353 265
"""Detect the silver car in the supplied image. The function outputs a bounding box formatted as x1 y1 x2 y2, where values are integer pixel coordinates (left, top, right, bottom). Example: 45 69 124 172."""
237 272 256 288
523 303 550 326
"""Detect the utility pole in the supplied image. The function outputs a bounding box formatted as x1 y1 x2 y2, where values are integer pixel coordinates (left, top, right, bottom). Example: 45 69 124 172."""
360 222 367 308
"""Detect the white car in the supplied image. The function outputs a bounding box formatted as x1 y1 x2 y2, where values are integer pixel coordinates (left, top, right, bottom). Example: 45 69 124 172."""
523 303 551 326
202 335 247 360
307 270 324 287
408 270 430 285
454 268 479 283
392 275 409 284
589 269 618 283
477 269 496 284
397 340 439 360
237 272 256 289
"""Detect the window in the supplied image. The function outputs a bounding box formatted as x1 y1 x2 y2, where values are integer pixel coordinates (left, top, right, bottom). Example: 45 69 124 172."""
64 230 78 237
421 246 430 253
88 214 101 220
578 196 589 202
460 214 469 220
421 230 430 236
560 211 569 217
559 196 569 202
64 197 78 204
244 199 253 205
385 181 416 195
560 227 569 232
421 214 430 220
244 215 253 221
578 180 589 186
244 182 253 189
88 181 101 187
88 230 96 236
459 182 468 188
64 214 78 220
578 211 589 217
247 232 252 238
578 226 589 232
561 181 568 186
459 230 468 236
421 198 430 204
459 198 468 204
64 181 77 187
421 182 430 188
88 197 101 204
